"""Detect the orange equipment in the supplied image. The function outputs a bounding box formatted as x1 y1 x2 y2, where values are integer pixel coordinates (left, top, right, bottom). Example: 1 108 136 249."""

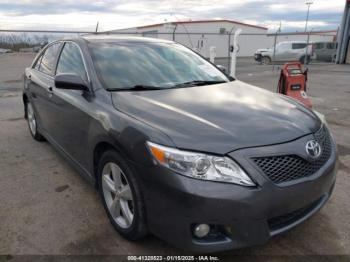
277 62 312 108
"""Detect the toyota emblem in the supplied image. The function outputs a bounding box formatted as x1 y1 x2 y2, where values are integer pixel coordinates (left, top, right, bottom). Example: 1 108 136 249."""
306 140 322 159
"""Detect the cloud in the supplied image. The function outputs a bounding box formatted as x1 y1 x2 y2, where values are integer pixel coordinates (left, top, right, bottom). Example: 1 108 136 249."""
0 0 345 32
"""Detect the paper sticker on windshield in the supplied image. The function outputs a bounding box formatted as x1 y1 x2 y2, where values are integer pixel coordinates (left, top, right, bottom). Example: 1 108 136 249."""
198 64 221 77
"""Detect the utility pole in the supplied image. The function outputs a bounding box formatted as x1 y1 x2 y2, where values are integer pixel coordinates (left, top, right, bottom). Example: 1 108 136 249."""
278 21 282 33
305 0 314 32
95 21 99 33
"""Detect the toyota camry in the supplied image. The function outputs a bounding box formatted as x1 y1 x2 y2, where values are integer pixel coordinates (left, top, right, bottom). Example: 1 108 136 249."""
23 36 338 252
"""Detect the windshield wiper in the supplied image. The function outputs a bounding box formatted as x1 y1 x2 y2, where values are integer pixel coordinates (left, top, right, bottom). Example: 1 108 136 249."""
173 80 227 87
107 85 165 91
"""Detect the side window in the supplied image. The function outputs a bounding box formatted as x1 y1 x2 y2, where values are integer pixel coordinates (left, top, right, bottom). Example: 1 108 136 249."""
33 54 43 70
56 42 87 81
38 43 61 75
292 43 307 49
314 43 324 49
326 42 335 49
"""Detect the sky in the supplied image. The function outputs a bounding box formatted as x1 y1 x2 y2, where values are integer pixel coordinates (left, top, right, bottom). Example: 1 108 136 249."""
0 0 346 33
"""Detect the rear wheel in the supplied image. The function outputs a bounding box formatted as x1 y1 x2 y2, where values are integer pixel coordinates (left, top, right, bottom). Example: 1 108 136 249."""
300 56 311 64
26 101 45 141
261 56 271 65
98 150 148 240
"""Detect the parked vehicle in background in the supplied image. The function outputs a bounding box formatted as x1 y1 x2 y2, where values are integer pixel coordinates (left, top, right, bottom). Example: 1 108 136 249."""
256 41 313 65
0 48 12 53
314 42 337 62
254 48 269 63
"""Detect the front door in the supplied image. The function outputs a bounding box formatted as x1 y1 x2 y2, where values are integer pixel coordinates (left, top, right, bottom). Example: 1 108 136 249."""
49 41 93 169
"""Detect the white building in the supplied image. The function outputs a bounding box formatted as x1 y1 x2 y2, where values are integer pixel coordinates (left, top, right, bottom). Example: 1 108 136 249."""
268 30 337 47
110 19 270 58
109 20 337 60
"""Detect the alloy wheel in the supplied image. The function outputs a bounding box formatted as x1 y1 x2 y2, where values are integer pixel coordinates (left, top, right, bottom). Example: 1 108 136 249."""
27 102 37 136
102 162 134 229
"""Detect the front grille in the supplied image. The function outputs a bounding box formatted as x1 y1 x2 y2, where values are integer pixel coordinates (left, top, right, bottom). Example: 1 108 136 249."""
252 125 332 184
268 197 323 231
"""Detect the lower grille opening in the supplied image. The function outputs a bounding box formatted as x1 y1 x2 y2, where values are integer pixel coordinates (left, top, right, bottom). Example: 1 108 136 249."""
268 197 323 231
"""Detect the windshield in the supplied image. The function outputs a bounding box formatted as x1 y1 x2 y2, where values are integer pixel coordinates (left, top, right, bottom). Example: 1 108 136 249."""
89 42 229 90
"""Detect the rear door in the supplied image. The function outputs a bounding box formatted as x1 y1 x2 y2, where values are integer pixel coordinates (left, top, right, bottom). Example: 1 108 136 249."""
290 43 307 61
26 42 62 134
315 43 325 61
325 42 337 62
275 43 291 61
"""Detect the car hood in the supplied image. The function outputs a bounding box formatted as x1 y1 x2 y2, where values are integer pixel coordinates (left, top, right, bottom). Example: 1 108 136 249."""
255 48 269 54
111 81 321 154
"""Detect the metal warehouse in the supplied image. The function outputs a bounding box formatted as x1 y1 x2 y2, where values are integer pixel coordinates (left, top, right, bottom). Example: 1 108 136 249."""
110 19 337 59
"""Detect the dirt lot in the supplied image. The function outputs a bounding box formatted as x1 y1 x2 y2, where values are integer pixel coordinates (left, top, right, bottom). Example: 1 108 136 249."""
0 53 350 258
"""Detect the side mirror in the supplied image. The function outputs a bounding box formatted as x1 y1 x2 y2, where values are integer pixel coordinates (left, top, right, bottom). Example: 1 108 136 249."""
216 65 227 74
55 73 89 91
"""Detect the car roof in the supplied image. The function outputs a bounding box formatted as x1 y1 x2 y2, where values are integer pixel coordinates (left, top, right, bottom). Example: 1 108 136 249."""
80 34 174 44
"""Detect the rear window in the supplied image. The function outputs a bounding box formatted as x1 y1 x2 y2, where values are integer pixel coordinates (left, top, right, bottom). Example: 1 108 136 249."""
292 43 307 49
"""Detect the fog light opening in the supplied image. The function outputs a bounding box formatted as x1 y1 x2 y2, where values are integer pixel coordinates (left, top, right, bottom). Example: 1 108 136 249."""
193 224 210 238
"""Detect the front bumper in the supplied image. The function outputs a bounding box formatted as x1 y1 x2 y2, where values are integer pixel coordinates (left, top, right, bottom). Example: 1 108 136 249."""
132 134 338 253
254 53 262 62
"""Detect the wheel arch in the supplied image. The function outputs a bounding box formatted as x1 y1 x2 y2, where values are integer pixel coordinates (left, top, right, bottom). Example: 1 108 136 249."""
23 93 28 119
93 141 126 189
261 55 272 64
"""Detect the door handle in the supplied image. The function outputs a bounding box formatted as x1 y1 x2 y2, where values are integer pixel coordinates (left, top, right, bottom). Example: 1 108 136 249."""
48 86 53 92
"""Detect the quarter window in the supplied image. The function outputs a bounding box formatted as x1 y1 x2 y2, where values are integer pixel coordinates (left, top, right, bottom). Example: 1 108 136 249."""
56 42 87 81
38 43 61 75
33 54 43 70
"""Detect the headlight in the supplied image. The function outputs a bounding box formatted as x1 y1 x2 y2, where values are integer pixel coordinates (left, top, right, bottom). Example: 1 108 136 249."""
313 110 327 126
146 142 255 186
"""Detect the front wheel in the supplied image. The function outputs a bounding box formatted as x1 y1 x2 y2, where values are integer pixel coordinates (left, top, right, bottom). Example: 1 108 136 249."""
26 100 45 141
261 56 271 65
98 150 148 240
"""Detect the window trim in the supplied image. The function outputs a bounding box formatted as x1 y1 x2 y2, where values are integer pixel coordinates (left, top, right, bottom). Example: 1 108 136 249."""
55 41 91 84
33 53 44 70
31 47 46 69
33 41 63 76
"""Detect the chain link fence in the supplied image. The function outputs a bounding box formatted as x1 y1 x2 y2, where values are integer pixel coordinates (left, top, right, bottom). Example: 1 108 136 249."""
0 29 338 70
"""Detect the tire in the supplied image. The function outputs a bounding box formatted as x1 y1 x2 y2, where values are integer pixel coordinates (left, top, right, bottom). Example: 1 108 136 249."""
332 54 336 63
25 100 45 141
261 56 271 65
300 56 310 65
98 150 148 240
